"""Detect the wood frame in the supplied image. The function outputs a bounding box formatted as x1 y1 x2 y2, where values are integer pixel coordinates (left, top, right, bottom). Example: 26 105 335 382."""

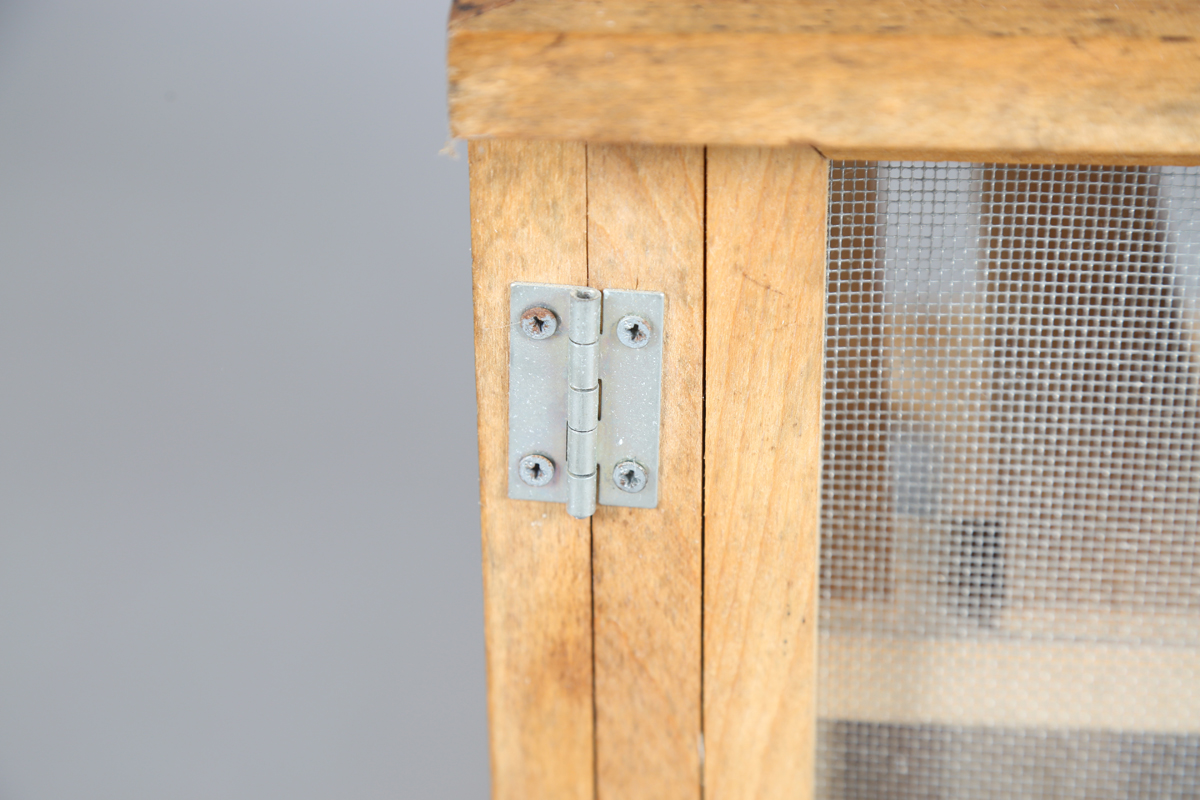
450 0 1200 160
588 143 704 800
457 3 1200 799
471 138 827 800
470 140 593 800
704 146 826 800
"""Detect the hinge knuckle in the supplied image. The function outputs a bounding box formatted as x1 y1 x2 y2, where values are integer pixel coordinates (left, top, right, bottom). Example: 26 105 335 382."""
567 386 600 432
568 287 602 345
568 341 600 392
566 472 597 519
565 287 601 519
566 427 598 475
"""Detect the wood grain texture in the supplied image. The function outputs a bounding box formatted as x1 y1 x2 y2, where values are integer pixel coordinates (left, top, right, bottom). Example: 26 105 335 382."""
704 146 828 800
587 143 704 800
452 0 1200 36
448 0 1200 156
470 140 593 800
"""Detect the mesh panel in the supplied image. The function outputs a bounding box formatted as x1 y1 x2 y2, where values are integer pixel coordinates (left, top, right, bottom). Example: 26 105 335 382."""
819 162 1200 799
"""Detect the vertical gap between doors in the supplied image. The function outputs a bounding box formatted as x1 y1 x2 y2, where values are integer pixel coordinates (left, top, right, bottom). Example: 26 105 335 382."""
699 144 708 800
585 141 599 800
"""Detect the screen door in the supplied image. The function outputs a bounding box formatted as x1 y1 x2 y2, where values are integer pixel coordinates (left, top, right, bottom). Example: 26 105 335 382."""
819 162 1200 799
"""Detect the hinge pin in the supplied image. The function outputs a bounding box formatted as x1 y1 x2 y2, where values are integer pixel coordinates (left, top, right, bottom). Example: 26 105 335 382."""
565 288 602 519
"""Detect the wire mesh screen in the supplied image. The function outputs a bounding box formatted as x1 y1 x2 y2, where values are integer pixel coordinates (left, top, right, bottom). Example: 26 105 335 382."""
819 162 1200 799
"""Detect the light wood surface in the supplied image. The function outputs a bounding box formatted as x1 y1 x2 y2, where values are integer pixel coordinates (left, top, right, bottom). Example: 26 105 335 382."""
470 140 594 800
453 0 1200 36
448 0 1200 156
821 633 1200 733
703 146 828 800
587 143 705 800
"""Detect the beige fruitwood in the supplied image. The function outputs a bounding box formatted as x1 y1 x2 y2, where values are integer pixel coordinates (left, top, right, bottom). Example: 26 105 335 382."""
704 146 828 800
470 139 593 800
451 0 1200 35
587 144 705 800
448 0 1200 158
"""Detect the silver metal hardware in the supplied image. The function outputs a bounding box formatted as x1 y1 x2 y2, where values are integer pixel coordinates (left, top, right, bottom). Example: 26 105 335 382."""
565 289 602 518
595 289 663 510
615 315 651 349
508 282 664 517
519 454 555 487
519 306 558 340
612 460 647 493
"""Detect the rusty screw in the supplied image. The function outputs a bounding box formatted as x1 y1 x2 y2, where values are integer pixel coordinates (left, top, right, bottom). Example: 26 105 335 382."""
519 454 555 487
520 306 559 340
612 460 647 493
615 315 651 349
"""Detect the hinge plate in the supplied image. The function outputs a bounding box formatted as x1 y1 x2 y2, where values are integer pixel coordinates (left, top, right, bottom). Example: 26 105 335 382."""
507 282 664 514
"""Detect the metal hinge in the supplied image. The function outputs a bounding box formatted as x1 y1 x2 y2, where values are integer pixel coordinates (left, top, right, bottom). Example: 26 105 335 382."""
508 282 664 519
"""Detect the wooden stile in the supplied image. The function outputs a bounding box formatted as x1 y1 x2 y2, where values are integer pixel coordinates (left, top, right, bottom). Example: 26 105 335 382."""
587 143 705 800
470 140 594 800
703 146 828 800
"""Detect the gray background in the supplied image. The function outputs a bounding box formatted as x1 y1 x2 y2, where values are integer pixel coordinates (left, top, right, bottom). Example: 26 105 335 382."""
0 1 487 797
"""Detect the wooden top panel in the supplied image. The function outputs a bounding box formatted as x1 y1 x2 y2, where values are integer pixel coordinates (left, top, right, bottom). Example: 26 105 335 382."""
451 0 1199 37
447 0 1200 156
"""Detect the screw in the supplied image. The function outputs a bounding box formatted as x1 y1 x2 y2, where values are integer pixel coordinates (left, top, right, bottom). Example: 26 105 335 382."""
519 454 555 487
520 306 558 340
615 315 651 349
612 460 647 493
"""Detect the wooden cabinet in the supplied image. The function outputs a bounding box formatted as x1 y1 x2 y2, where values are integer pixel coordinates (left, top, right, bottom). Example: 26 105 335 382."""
449 4 1200 799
